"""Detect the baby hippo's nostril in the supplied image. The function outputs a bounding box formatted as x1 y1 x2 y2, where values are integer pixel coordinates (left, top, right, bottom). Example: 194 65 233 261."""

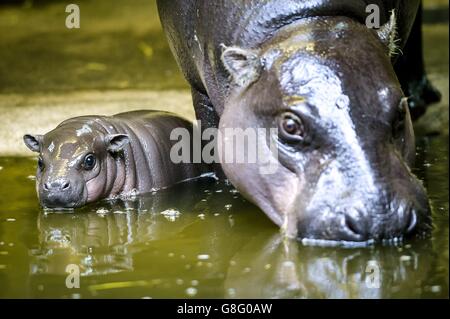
44 180 71 191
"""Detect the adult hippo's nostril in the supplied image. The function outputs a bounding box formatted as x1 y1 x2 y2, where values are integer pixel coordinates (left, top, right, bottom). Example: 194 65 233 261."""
344 214 368 241
404 211 418 235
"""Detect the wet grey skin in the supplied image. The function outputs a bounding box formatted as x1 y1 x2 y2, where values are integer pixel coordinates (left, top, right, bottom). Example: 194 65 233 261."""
157 0 435 242
23 111 208 209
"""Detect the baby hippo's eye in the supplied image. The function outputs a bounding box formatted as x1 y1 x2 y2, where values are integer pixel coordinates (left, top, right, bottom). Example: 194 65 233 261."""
38 157 44 171
278 112 305 142
82 154 96 170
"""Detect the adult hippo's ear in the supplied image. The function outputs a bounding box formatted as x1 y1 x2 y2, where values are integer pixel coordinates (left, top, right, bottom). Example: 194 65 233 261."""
105 134 130 153
23 134 43 153
221 45 262 87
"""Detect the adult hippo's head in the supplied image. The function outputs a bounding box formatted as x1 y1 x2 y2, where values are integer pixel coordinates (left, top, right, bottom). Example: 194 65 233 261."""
23 123 129 209
218 15 430 243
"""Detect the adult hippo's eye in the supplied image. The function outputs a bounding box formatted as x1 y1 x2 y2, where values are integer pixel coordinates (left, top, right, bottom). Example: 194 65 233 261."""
278 112 305 142
82 154 96 170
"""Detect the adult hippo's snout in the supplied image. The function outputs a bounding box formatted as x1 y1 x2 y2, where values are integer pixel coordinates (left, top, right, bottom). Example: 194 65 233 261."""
216 16 431 243
293 149 430 242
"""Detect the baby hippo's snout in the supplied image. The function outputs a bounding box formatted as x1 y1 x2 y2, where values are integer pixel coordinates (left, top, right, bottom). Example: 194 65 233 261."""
40 178 84 208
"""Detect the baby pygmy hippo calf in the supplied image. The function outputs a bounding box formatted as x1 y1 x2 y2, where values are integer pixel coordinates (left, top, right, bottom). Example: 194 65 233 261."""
23 110 207 208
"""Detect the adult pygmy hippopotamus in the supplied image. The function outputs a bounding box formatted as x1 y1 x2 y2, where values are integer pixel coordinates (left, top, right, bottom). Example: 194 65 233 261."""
157 0 439 242
23 111 207 209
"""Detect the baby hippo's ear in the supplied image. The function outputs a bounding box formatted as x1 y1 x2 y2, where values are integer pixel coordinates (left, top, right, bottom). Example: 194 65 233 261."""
105 134 130 153
23 134 43 153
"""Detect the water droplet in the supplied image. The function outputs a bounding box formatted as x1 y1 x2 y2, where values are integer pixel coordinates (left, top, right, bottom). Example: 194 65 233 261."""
336 95 349 109
225 204 232 210
264 264 272 270
96 208 108 215
161 209 181 222
431 285 441 293
191 280 199 286
185 287 197 297
197 213 205 220
176 279 184 285
243 267 251 274
168 252 175 257
400 255 412 262
197 254 210 260
5 218 15 222
227 288 236 297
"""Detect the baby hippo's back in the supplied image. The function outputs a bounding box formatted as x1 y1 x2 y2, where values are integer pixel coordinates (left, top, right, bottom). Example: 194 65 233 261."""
24 110 209 208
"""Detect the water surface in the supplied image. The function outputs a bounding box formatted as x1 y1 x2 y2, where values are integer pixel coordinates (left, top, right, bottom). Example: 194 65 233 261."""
0 134 447 298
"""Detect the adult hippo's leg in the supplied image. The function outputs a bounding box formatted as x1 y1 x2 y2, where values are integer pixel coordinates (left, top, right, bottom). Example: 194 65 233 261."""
191 88 224 175
191 88 220 133
394 3 442 120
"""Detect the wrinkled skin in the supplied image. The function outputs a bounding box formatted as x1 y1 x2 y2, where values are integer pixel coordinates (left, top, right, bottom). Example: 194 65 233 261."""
23 111 206 209
157 0 435 241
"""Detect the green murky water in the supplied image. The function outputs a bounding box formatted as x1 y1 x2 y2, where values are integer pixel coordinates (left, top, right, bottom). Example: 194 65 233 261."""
0 134 447 299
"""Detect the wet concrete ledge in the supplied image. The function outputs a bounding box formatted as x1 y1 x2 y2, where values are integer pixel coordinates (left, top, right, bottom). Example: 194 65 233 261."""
0 0 448 156
0 89 195 156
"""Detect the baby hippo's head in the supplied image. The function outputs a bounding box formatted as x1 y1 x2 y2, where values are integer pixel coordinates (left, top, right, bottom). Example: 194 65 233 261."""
23 123 129 209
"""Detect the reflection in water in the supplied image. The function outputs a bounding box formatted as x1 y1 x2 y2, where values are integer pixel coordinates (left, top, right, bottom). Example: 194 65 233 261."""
29 177 442 298
224 233 436 298
32 177 231 277
0 133 447 298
